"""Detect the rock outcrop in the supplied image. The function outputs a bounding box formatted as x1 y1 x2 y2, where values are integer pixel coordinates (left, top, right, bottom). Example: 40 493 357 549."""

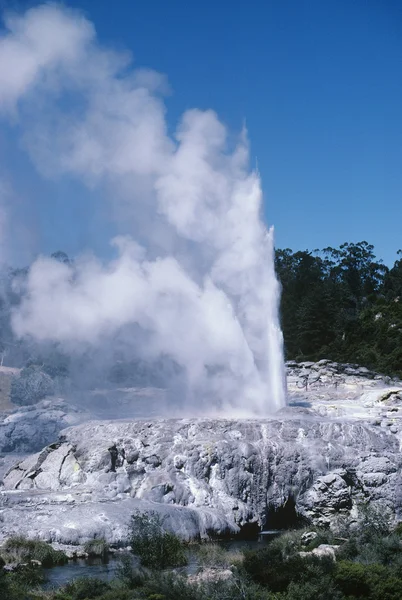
0 361 401 546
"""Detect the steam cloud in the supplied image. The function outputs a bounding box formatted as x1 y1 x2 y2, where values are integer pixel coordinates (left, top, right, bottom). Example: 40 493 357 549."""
0 4 286 415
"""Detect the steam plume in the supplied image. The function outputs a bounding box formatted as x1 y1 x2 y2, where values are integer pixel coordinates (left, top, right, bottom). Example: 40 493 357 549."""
0 4 286 414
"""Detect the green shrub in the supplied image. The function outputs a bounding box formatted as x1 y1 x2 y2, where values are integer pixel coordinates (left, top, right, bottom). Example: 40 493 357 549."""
284 578 343 600
142 571 273 600
1 536 67 567
129 511 187 569
84 538 109 559
10 366 55 406
394 522 402 536
356 504 392 540
115 553 147 589
370 574 402 600
334 561 372 597
56 577 111 600
337 531 402 566
243 543 334 592
334 561 402 600
0 563 45 600
195 543 230 567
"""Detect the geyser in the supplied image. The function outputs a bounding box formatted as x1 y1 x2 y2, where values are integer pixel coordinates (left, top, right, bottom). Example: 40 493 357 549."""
0 4 286 414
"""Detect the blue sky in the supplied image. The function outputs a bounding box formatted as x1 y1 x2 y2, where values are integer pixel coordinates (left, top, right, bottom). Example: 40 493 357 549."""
1 0 402 265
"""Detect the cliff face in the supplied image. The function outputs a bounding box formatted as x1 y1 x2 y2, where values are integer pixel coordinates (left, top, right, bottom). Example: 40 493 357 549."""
1 361 402 546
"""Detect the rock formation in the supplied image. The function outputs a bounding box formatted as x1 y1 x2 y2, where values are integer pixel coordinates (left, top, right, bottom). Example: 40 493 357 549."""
0 361 401 547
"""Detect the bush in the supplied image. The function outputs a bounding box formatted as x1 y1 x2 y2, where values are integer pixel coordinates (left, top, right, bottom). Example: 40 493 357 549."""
142 571 274 600
334 561 372 597
284 578 343 600
356 504 393 540
394 522 402 536
0 562 45 600
10 366 54 406
56 577 111 600
243 542 334 592
1 536 67 567
115 553 147 589
196 543 231 568
129 511 187 569
337 531 402 566
84 538 109 559
334 561 402 600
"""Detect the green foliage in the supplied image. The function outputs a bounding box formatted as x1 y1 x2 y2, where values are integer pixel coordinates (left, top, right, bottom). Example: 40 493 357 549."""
10 366 55 406
393 521 402 536
115 554 147 589
6 520 402 600
140 571 276 600
284 578 343 600
243 542 334 592
54 577 110 600
84 538 109 559
1 536 68 567
334 561 372 597
335 505 401 566
334 561 402 600
0 563 45 600
129 511 187 569
276 242 402 376
357 503 393 538
195 543 230 567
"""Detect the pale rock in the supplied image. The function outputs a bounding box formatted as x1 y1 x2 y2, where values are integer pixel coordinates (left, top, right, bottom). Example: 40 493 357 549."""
300 531 318 546
1 361 402 548
300 544 339 560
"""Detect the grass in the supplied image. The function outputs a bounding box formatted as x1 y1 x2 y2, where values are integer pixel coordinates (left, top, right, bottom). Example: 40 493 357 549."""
84 539 109 559
195 543 243 568
1 536 68 567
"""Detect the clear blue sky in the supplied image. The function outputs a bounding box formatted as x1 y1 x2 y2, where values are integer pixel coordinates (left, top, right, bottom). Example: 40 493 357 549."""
2 0 402 265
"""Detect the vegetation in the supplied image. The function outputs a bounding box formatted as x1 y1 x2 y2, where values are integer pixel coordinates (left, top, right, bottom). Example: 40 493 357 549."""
3 515 402 600
195 542 242 568
276 241 402 376
0 536 68 567
129 511 187 569
84 539 109 559
10 365 55 406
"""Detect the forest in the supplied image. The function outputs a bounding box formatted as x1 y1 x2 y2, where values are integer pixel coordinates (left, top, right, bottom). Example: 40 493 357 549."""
276 241 402 377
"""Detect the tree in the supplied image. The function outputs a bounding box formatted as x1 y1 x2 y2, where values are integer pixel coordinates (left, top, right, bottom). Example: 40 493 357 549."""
276 242 402 376
10 366 54 406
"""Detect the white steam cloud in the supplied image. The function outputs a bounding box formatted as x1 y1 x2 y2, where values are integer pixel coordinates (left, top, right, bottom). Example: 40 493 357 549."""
0 4 286 414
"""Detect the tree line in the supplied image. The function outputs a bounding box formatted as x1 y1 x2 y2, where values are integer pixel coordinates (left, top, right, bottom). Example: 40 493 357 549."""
276 241 402 377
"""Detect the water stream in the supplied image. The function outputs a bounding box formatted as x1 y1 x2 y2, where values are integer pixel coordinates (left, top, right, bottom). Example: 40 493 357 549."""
43 535 280 589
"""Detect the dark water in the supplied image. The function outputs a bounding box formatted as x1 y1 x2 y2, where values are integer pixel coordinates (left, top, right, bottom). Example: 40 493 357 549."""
43 534 280 589
43 557 121 589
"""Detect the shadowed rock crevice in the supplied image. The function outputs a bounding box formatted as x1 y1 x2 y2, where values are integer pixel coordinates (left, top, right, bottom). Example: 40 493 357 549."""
264 496 307 530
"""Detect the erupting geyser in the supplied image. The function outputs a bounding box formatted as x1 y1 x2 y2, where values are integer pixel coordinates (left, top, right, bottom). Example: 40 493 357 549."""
0 4 286 415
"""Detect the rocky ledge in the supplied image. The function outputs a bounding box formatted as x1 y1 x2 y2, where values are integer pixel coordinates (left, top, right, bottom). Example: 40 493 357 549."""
0 361 401 547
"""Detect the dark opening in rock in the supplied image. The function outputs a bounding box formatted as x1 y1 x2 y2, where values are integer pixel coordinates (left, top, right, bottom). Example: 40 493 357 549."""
237 521 260 540
108 444 118 472
264 496 307 530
